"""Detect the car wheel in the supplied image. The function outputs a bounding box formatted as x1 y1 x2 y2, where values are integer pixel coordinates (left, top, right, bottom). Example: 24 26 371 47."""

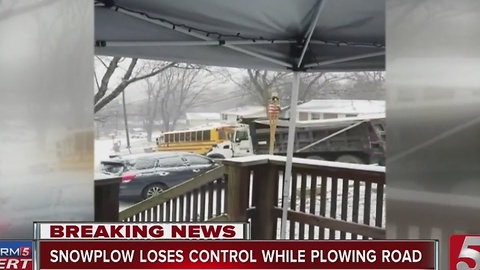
142 183 167 200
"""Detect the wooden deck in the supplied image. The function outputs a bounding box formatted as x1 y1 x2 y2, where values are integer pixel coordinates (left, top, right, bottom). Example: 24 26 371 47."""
97 155 385 240
224 155 385 240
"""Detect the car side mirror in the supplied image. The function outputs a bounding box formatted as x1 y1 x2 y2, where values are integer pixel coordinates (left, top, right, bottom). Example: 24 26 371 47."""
235 137 241 143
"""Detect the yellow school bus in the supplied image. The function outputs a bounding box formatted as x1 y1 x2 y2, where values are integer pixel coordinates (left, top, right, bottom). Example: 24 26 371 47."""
56 129 94 170
156 125 237 155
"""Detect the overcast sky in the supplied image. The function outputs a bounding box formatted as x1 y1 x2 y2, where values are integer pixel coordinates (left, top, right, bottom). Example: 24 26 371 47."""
94 58 244 105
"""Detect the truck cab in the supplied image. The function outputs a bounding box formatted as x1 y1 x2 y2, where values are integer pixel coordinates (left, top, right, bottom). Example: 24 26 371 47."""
207 125 254 159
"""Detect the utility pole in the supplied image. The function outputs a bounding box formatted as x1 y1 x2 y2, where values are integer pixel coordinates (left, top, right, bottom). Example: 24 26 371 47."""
122 91 131 153
115 111 119 135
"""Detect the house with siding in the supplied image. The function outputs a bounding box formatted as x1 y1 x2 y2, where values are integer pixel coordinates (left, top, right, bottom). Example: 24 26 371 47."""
220 106 267 122
185 112 221 127
286 99 385 121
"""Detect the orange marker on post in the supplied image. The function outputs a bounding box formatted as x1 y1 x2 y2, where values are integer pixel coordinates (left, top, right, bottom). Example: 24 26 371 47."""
268 93 280 155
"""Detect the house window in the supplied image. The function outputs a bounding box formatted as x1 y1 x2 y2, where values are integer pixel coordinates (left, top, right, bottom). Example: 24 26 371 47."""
221 114 228 121
298 112 309 121
311 113 321 120
323 113 337 119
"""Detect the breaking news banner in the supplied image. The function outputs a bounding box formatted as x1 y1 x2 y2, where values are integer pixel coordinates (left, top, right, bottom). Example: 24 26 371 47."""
0 241 33 270
33 222 248 240
450 234 480 270
37 240 438 270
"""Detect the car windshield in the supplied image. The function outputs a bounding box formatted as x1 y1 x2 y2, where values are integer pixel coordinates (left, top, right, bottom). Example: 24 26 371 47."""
99 162 125 175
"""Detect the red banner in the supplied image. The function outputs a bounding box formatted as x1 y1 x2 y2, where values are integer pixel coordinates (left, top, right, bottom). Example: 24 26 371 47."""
38 240 436 269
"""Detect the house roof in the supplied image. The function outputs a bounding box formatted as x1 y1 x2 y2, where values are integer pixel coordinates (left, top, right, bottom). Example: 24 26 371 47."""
295 99 385 114
220 105 266 117
185 112 221 120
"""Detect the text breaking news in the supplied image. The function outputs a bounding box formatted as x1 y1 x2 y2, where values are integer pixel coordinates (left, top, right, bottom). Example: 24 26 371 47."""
34 223 248 240
0 241 33 270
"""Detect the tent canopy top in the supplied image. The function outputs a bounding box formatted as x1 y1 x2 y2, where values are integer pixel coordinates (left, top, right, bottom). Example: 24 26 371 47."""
94 0 385 72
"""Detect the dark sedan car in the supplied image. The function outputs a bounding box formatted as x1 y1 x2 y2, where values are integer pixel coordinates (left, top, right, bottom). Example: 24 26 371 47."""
118 152 218 201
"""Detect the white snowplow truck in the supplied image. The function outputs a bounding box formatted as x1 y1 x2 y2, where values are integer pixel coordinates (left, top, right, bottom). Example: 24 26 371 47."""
206 114 386 165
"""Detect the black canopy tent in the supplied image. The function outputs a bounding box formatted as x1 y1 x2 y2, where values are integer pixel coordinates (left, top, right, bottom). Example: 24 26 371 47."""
94 0 386 238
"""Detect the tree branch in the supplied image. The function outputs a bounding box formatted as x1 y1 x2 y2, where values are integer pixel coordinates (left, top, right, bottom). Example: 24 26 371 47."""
94 56 121 104
94 58 176 113
95 56 110 69
127 62 176 84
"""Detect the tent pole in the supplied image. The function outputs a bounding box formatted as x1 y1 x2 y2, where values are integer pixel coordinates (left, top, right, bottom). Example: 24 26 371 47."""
304 51 385 68
280 72 300 239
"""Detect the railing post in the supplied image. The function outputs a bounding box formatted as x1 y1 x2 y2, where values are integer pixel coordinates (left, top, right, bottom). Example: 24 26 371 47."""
250 163 279 239
94 174 122 222
225 165 250 223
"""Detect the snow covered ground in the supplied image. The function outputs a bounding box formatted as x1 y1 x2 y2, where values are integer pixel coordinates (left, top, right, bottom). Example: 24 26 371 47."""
95 138 386 239
94 134 160 165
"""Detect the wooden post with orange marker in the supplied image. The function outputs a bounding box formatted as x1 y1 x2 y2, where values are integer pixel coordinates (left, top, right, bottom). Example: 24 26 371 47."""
268 93 280 155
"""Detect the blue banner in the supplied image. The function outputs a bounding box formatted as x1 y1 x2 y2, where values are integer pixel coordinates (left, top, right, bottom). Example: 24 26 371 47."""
0 241 33 258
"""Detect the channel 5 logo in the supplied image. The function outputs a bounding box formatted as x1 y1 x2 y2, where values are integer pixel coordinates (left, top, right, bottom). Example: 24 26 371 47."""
451 235 480 270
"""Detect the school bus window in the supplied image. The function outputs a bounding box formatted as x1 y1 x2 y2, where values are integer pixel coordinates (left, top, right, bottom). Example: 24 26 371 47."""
203 130 210 141
186 132 191 141
173 133 178 142
197 131 202 141
219 129 226 140
180 132 185 141
191 132 196 141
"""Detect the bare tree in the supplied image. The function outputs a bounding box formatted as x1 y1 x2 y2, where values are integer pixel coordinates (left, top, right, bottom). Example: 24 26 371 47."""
150 65 212 132
223 69 350 112
244 70 287 107
349 71 385 100
276 72 351 105
141 78 162 141
94 57 176 113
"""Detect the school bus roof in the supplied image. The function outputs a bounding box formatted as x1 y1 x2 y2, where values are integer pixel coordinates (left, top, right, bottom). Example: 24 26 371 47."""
160 123 244 135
